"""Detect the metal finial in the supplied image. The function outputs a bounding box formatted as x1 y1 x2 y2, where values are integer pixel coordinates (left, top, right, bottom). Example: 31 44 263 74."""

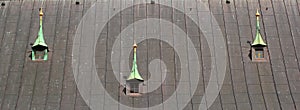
133 40 137 48
39 8 43 16
256 9 260 16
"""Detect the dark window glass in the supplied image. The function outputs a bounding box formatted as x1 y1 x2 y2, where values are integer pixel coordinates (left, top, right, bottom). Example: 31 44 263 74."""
35 50 45 59
255 49 264 59
129 83 139 93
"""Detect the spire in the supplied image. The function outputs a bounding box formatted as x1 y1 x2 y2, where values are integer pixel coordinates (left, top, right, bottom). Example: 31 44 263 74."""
127 43 144 81
32 8 48 48
252 9 266 46
31 8 48 61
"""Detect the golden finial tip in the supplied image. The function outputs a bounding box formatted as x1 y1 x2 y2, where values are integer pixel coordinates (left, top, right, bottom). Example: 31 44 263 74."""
39 8 43 16
133 40 137 48
133 43 137 48
256 9 260 16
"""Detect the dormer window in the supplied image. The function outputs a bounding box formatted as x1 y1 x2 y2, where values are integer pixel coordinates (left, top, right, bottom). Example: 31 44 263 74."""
30 8 49 61
35 50 45 59
129 82 140 93
126 43 144 97
251 10 268 62
31 46 48 61
255 48 264 59
252 46 267 62
126 80 143 96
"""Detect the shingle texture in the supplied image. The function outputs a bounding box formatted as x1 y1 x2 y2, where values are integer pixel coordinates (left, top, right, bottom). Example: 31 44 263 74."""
0 0 300 110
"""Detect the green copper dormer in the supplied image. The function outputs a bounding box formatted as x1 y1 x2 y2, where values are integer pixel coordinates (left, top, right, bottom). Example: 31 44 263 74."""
252 10 267 46
251 10 268 62
127 43 144 81
31 8 49 61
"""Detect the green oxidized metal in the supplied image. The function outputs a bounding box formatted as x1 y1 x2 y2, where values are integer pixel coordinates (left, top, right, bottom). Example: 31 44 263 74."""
252 10 266 46
127 44 144 81
31 8 48 61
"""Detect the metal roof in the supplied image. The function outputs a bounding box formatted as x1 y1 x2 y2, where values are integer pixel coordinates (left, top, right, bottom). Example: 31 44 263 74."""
0 0 299 110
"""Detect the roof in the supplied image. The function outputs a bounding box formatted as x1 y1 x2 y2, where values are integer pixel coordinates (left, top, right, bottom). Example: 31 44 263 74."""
126 44 144 81
32 8 48 48
252 10 267 46
0 0 299 110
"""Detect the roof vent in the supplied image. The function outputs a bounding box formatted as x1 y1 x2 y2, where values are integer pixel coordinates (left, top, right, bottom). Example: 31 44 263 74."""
1 2 5 6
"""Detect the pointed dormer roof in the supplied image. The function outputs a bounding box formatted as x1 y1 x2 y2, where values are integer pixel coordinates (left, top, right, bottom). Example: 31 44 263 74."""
32 8 48 48
252 10 266 46
127 43 144 81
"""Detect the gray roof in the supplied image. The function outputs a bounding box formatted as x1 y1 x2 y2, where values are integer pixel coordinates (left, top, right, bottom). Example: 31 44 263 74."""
0 0 299 110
